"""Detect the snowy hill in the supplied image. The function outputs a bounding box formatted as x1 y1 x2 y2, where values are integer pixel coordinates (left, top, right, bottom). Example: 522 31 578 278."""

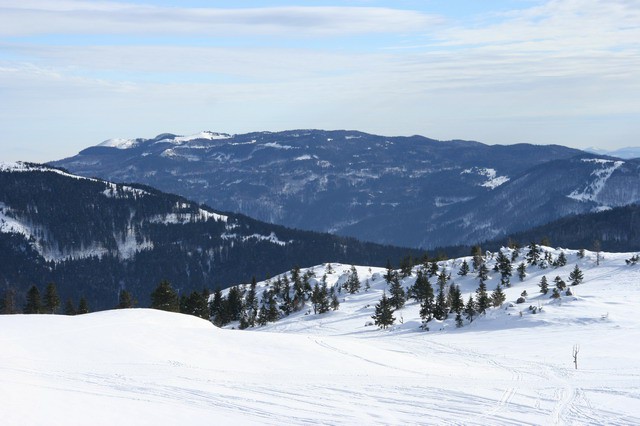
2 247 640 424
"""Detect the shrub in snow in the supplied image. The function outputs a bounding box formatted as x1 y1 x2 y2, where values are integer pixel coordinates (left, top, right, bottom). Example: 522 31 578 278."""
516 297 526 304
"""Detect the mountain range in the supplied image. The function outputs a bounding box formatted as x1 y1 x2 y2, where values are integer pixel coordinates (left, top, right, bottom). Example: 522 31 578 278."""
0 163 410 310
51 130 640 248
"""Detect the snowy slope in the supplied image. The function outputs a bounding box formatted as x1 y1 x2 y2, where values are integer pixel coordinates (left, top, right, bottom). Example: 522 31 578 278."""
2 248 640 425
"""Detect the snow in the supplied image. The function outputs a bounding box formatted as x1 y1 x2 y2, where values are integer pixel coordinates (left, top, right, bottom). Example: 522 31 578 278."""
262 142 295 150
97 138 139 149
568 159 624 202
174 131 231 142
2 248 640 424
221 231 289 246
461 167 510 189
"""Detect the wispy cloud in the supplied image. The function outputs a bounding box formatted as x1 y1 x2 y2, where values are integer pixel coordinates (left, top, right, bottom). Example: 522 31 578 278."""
0 1 437 37
0 0 639 162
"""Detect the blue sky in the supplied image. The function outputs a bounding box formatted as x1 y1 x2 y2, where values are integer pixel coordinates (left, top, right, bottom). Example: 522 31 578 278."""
1 0 639 162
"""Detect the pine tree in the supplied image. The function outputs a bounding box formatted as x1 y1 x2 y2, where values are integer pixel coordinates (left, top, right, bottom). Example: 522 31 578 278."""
311 283 326 314
1 288 17 314
244 277 259 326
551 288 561 299
400 255 413 278
517 262 526 281
226 286 244 321
209 288 224 325
372 293 395 329
458 259 470 276
331 292 340 311
280 276 293 316
455 312 464 328
63 298 76 315
347 265 361 294
117 289 134 309
496 251 513 286
150 280 179 312
475 282 490 315
554 276 567 291
556 252 567 267
428 261 439 278
464 295 477 323
389 274 406 310
526 242 542 265
267 290 280 322
471 245 483 271
77 297 89 314
491 284 506 308
23 285 41 314
539 276 549 294
477 263 489 283
450 284 464 315
43 282 60 314
433 276 448 321
384 259 395 284
568 265 584 286
411 269 433 303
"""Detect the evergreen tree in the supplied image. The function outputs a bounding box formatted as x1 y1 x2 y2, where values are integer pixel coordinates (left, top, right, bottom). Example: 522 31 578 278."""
150 280 180 312
517 262 527 281
554 276 567 291
63 298 76 316
568 265 584 286
428 261 439 278
209 288 224 325
538 276 549 294
411 269 433 304
267 290 280 322
1 288 17 314
496 251 513 287
491 284 506 308
433 276 448 321
117 289 134 309
458 259 470 276
181 290 209 319
43 282 60 314
464 295 477 323
449 284 464 315
475 282 490 315
372 293 395 329
226 286 244 321
389 274 406 310
279 275 293 315
311 283 326 314
384 260 395 284
556 251 567 267
364 279 371 292
331 292 340 311
455 312 464 328
471 245 484 271
400 255 413 278
77 297 89 314
526 243 541 265
551 288 561 299
23 285 41 314
244 277 259 326
477 263 489 283
347 265 361 294
256 294 269 326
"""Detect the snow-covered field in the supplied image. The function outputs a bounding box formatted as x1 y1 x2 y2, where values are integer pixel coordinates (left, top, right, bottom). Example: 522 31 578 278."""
2 248 640 425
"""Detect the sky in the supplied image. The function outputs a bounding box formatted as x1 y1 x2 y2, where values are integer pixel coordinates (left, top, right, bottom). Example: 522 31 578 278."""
1 0 639 162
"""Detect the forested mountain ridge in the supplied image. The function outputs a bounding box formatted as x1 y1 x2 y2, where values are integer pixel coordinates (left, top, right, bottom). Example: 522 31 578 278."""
0 163 411 310
50 129 618 248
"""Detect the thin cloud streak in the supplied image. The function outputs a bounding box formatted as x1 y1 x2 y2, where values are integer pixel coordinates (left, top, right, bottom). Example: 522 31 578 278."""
0 1 437 37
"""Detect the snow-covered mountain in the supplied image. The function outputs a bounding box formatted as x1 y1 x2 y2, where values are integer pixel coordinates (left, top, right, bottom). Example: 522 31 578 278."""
585 146 640 159
51 129 632 248
2 246 639 425
0 163 409 310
